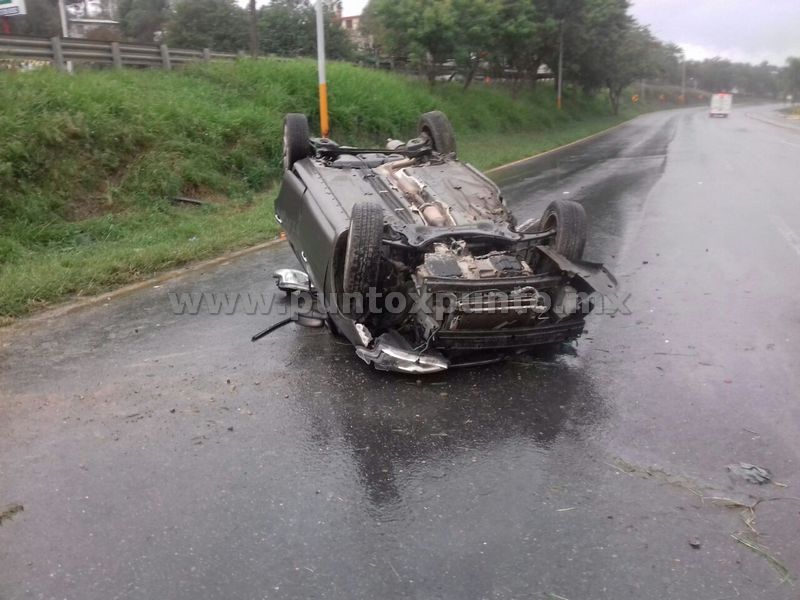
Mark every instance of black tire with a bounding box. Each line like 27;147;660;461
283;113;311;171
540;199;587;261
343;202;384;296
418;110;457;156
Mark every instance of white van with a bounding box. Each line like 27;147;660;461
709;93;732;118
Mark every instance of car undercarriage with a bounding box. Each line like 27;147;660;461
270;111;616;373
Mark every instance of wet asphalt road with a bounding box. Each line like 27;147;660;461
2;105;800;600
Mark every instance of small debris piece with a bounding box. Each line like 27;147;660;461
171;196;204;206
0;504;23;525
727;463;772;485
689;538;702;549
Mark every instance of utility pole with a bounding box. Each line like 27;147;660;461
248;0;258;58
57;0;73;72
57;0;68;37
556;20;564;110
315;0;329;137
680;59;687;103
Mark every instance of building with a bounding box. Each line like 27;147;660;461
65;0;120;39
339;13;371;50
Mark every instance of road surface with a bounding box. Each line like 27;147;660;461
2;105;800;600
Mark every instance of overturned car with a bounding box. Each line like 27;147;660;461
272;111;616;374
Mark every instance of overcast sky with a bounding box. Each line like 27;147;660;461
629;0;800;65
252;0;800;66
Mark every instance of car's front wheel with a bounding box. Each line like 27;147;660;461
283;113;311;171
343;202;384;300
539;199;587;261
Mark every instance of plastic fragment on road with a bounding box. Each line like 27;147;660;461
726;463;772;485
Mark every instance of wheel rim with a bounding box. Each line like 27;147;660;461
420;127;433;149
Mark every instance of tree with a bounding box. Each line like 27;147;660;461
367;0;457;85
603;25;657;114
567;0;628;91
742;61;779;97
451;0;499;90
539;0;586;90
258;0;353;60
687;57;735;93
248;0;258;57
9;0;61;37
117;0;172;44
167;0;248;53
655;42;683;84
564;0;658;113
491;0;546;94
784;57;800;102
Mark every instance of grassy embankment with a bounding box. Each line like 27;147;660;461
0;59;647;320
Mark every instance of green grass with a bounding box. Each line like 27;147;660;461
0;59;645;320
459;114;634;170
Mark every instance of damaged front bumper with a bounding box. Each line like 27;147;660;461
355;332;449;374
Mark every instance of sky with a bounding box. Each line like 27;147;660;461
628;0;800;65
250;0;800;66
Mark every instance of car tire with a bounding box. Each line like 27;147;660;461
418;111;457;156
343;202;384;297
540;199;587;261
283;113;311;171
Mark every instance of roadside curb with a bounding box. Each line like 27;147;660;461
0;238;285;336
745;111;800;133
485;113;645;176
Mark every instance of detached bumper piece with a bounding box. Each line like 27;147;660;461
355;331;449;374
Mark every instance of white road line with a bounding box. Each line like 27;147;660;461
771;215;800;259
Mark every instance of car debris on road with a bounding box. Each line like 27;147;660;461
726;463;773;485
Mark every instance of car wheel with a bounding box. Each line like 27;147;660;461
343;202;384;298
418;111;457;156
283;113;311;171
540;199;587;261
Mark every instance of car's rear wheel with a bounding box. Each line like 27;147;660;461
283;113;311;171
343;202;384;299
418;111;457;156
540;199;587;261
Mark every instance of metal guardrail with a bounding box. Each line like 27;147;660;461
0;34;240;71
